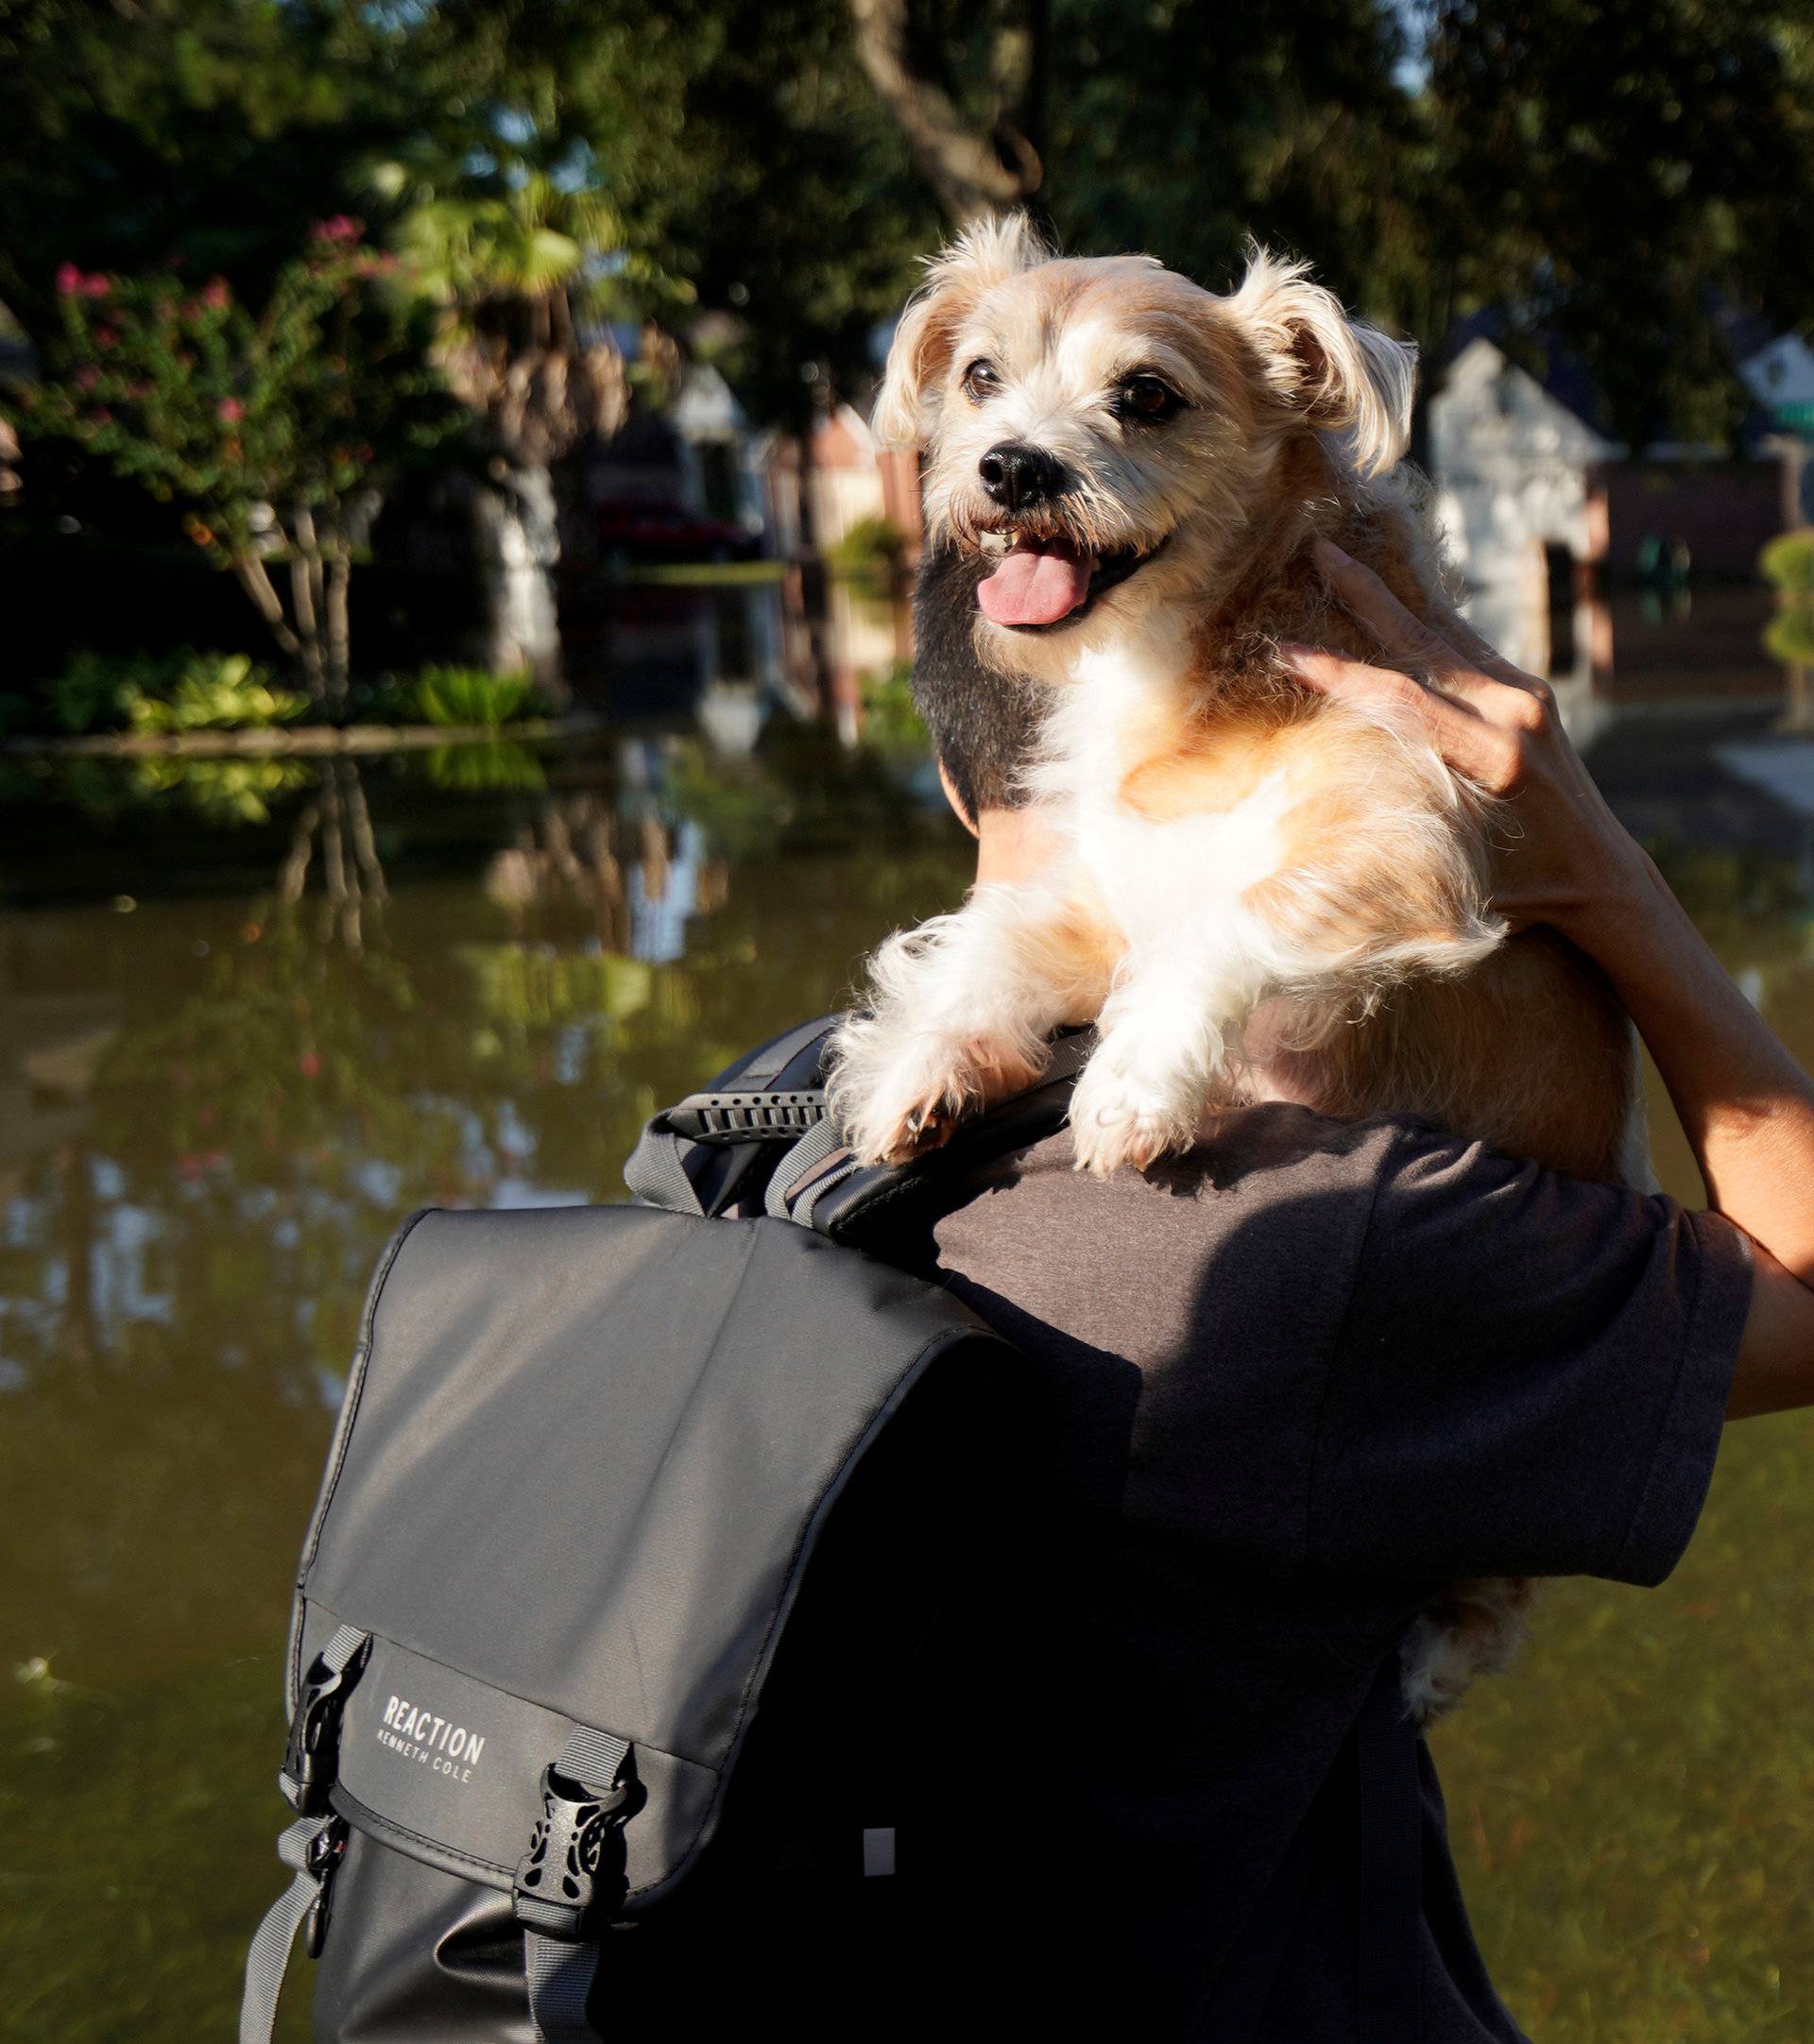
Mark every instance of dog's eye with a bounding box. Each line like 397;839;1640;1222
961;359;1001;403
1117;375;1181;422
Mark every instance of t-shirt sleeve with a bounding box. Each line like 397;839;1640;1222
1308;1124;1753;1587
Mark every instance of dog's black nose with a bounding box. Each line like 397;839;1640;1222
979;442;1064;510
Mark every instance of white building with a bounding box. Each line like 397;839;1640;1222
1428;336;1617;685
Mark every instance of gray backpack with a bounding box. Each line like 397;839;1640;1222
238;1016;1082;2044
240;1014;1421;2042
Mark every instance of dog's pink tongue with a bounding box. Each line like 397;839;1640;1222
976;537;1094;626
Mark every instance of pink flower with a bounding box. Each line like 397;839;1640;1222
200;277;231;310
94;325;117;349
216;398;245;423
74;365;99;391
90;407;112;424
310;214;361;246
298;1050;321;1079
79;272;111;299
55;263;83;297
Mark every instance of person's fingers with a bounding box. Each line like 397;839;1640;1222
1275;641;1511;788
1313;537;1559;729
1311;538;1482;690
1441;607;1540;691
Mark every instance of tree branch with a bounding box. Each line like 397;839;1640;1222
231;552;303;662
848;0;1041;222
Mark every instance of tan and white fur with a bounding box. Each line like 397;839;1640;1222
828;216;1645;1719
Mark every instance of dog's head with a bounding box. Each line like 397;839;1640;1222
875;215;1415;673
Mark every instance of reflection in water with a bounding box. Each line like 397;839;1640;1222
0;724;971;2038
5;568;1814;2039
276;758;388;952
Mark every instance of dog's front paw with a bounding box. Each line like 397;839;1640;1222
832;1025;1043;1167
1068;1056;1204;1178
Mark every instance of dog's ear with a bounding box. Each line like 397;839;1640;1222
872;213;1050;448
1224;245;1415;477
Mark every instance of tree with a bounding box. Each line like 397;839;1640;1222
840;0;1431;339
368;146;631;689
1422;0;1814;451
847;0;1047;221
10;229;456;706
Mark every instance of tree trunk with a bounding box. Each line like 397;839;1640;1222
287;512;328;707
848;0;1044;222
231;553;306;666
325;552;351;712
468;465;566;705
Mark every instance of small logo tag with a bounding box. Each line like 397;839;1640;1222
373;1693;488;1785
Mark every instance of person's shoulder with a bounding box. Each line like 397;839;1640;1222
957;1101;1428;1214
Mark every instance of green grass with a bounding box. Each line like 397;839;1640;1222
1435;1405;1814;2040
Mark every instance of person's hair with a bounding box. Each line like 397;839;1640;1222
911;544;1045;821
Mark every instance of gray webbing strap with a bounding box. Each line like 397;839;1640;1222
622;1116;705;1213
300;1620;373;1707
238;1622;370;2044
763;1114;849;1219
522;1727;632;2044
239;1817;333;2044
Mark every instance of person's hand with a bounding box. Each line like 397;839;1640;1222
1276;537;1653;942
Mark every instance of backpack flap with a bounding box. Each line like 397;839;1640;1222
285;1201;1014;1916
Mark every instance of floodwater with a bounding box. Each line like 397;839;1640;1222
4;578;1814;2042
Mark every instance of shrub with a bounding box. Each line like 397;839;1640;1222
1760;531;1814;666
43;649;305;734
125;654;307;735
859;659;928;754
1760;530;1814;598
826;515;907;590
410;665;537;727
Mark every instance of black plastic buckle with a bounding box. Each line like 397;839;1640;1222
303;1814;350;1959
666;1088;827;1145
512;1763;635;1942
282;1639;370;1816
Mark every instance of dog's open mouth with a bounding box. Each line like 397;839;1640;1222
974;534;1163;630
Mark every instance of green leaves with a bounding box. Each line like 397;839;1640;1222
40;648;305;736
10;236;449;565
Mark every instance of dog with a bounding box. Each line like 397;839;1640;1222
827;215;1645;1717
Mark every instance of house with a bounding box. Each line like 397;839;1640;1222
756;404;922;741
1429;331;1797;706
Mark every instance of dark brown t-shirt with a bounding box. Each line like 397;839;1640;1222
931;1104;1752;2042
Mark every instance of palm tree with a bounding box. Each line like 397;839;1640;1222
370;151;631;693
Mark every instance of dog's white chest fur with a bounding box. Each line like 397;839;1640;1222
1044;637;1296;948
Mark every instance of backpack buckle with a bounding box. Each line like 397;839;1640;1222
282;1638;370;1816
302;1815;350;1958
513;1763;636;1942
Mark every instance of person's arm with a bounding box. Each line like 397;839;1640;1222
1279;538;1814;1421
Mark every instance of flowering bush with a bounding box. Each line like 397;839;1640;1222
12;227;453;708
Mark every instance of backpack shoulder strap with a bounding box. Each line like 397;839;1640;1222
623;1013;840;1216
766;1028;1096;1250
627;1017;1093;1245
